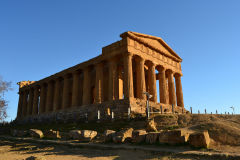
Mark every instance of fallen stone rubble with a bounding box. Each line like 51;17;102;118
9;127;211;148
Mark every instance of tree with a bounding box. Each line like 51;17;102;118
0;76;11;121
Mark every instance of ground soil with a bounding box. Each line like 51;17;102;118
1;139;239;160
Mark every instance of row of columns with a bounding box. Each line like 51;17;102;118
17;52;184;119
132;55;184;107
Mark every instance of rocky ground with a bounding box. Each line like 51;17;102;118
1;114;240;160
1;139;239;160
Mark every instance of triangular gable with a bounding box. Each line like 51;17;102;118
121;31;182;62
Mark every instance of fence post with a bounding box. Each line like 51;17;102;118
172;104;174;114
111;111;114;122
205;109;207;114
198;110;200;114
97;110;100;123
85;113;88;123
225;112;227;115
211;112;212;115
128;107;131;120
190;107;192;114
216;110;218;114
160;105;163;114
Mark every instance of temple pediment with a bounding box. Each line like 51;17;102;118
121;31;182;62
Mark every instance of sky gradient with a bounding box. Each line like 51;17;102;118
1;0;240;121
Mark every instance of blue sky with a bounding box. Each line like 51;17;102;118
0;0;240;121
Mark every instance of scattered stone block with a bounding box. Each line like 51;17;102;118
103;130;116;142
80;130;97;142
145;132;160;144
113;128;133;143
188;131;210;148
159;129;189;145
146;119;158;132
132;129;147;143
29;129;43;138
68;130;82;140
44;129;61;139
11;129;28;137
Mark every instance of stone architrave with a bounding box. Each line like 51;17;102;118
123;53;134;99
32;86;40;115
27;88;34;116
95;63;103;103
175;74;184;107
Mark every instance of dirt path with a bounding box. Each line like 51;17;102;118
1;139;240;160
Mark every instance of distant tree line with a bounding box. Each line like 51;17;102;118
0;76;11;122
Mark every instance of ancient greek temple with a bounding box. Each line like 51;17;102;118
16;31;185;122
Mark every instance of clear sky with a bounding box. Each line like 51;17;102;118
1;0;240;121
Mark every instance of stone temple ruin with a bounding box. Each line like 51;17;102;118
16;31;185;123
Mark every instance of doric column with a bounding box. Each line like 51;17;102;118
123;53;134;99
39;84;47;114
27;88;34;116
82;67;90;105
21;90;28;117
158;67;167;104
46;81;54;112
148;63;157;102
136;57;146;100
72;71;80;107
32;86;40;115
108;59;117;101
53;78;61;111
17;91;23;118
167;70;176;106
175;74;184;107
95;63;103;103
62;74;71;109
117;66;124;99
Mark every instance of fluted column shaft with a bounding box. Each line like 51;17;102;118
108;59;117;101
32;87;40;115
62;75;71;109
168;71;176;106
175;74;184;107
53;79;61;111
72;71;80;106
148;63;157;102
136;57;146;99
46;81;54;112
95;63;103;103
123;53;133;99
82;67;90;105
39;84;47;114
159;67;167;104
27;88;34;116
22;90;28;117
17;91;23;118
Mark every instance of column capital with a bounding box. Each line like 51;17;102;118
174;72;182;78
135;56;145;63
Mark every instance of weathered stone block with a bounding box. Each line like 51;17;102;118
29;129;43;138
44;129;61;139
132;129;147;143
69;130;82;139
145;132;160;144
80;130;97;142
103;130;116;142
159;130;189;145
188;131;210;148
